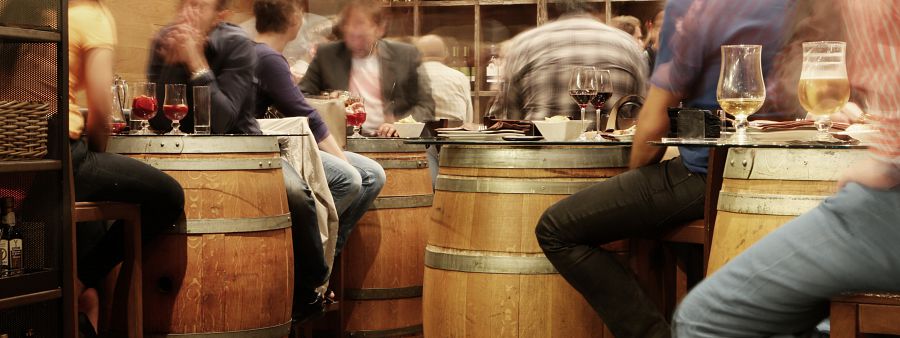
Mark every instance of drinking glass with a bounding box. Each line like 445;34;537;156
591;69;612;133
568;66;598;140
110;84;128;134
163;84;188;135
130;82;157;135
193;86;211;135
717;45;766;144
345;94;366;138
799;41;849;142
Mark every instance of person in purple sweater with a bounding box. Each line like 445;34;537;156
252;0;386;322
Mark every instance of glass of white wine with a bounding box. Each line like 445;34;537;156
799;41;850;142
717;45;766;144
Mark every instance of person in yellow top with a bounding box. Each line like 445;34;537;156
67;0;184;335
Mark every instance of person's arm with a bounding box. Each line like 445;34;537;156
464;76;474;123
318;135;348;162
83;47;115;152
192;33;257;134
629;85;681;169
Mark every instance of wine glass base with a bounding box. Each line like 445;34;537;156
726;132;753;145
347;133;364;138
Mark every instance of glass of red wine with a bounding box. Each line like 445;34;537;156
569;66;598;141
591;69;612;137
345;94;367;138
163;84;188;135
130;82;157;135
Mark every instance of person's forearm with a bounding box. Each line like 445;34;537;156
629;85;680;169
318;135;348;162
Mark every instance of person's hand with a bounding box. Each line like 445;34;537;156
376;123;398;137
838;157;900;190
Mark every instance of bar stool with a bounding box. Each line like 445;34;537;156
73;201;143;338
830;292;900;337
659;148;728;315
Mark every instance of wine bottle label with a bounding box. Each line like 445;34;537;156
0;238;8;276
9;238;22;272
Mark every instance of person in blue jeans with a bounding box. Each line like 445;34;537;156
251;0;385;322
534;0;796;337
672;1;900;336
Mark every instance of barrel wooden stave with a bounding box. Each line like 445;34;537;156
707;148;865;274
425;145;628;338
343;140;431;336
111;136;294;337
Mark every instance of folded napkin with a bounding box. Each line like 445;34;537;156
757;120;849;131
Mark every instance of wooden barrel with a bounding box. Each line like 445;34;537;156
707;147;867;274
425;144;630;338
109;136;294;338
342;138;432;337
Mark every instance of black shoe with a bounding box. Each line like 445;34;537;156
292;294;327;325
78;312;99;338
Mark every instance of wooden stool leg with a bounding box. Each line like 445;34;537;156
830;301;861;338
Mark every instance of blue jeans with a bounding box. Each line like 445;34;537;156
673;183;900;338
319;151;385;255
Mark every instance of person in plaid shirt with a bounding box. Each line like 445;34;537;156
494;1;648;124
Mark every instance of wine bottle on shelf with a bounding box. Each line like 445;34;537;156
485;44;500;91
0;201;8;278
463;46;474;90
3;198;22;276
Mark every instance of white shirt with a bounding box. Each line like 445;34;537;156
349;54;385;134
421;61;473;123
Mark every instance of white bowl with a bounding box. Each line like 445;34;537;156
533;120;584;141
394;122;426;138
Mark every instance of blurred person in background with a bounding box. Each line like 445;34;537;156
68;0;184;335
300;0;435;137
643;10;664;74
252;1;385;321
673;1;900;336
495;0;647;124
147;0;258;134
610;15;645;49
535;0;796;337
414;34;474;184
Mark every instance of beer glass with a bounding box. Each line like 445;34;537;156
717;45;766;143
799;41;849;142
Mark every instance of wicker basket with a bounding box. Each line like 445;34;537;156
0;101;50;160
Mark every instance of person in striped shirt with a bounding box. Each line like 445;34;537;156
672;1;900;337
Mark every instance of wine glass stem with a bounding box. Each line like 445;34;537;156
580;107;587;132
172;121;180;135
140;120;149;134
734;115;750;143
815;116;832;141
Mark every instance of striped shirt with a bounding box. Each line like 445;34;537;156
496;15;648;121
841;0;900;169
420;61;474;123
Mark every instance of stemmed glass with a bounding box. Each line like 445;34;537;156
130;82;157;135
163;84;188;135
717;45;766;144
591;69;613;135
798;41;850;142
345;93;367;138
568;66;598;141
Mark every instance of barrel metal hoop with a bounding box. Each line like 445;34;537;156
375;159;429;169
109;136;280;154
346;138;426;153
370;195;433;210
145;320;291;338
346;324;423;337
436;175;600;195
134;158;281;171
424;245;558;274
171;214;292;234
717;192;825;216
344;286;423;300
439;145;630;169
